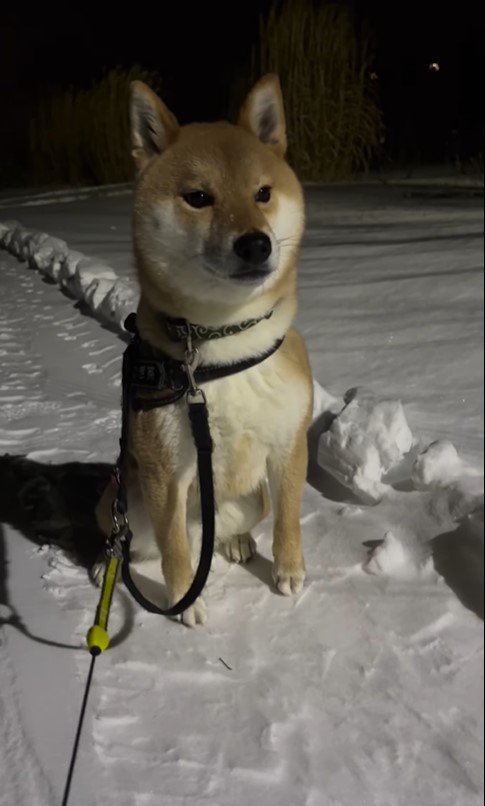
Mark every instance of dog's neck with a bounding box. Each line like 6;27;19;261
135;278;297;365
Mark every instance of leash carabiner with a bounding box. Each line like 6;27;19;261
86;500;126;653
183;339;202;397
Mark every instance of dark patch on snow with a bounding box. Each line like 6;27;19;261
433;514;484;620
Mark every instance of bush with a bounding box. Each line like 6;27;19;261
30;67;160;186
251;0;383;180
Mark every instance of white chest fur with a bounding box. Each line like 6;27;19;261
149;348;309;495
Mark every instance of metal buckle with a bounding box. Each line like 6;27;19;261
105;498;129;558
183;338;206;403
111;498;128;532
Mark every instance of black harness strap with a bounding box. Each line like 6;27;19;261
122;327;284;412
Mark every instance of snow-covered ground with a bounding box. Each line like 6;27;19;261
0;183;483;806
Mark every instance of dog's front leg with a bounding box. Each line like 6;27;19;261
267;425;308;596
139;466;207;626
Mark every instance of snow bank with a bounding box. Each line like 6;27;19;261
317;386;415;502
363;441;484;581
316;384;483;524
0;219;137;331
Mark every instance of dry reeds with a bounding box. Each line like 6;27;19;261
30;67;160;186
252;0;383;180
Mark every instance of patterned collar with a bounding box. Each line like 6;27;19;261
161;309;274;342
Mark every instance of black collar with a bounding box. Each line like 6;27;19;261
123;314;284;411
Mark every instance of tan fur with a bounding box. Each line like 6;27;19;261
96;75;313;626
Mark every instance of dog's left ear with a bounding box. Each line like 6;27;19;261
238;74;287;157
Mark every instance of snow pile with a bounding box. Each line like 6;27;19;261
316;391;483;520
413;440;484;522
363;439;484;580
0;219;137;331
365;530;435;578
317;386;415;502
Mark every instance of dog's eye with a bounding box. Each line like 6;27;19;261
255;186;271;203
182;191;214;209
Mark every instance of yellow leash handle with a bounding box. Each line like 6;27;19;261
86;556;119;654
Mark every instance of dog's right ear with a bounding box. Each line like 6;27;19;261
130;81;179;171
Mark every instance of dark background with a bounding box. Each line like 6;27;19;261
0;0;483;186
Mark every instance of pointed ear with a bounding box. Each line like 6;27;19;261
130;81;179;171
238;74;287;157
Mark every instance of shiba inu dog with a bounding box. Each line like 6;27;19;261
96;74;313;626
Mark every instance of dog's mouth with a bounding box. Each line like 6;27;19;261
201;260;274;287
227;267;273;285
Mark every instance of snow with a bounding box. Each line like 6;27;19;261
0;183;483;806
364;529;435;578
0;219;137;331
317;387;416;503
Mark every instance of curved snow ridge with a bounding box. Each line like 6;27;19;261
0;219;137;333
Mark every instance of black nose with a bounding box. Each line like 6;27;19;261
233;232;272;265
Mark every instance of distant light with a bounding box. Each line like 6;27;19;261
429;62;440;72
370;71;379;81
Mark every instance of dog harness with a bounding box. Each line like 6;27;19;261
103;310;284;619
123;311;283;410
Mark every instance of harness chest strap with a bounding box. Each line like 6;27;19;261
124;317;285;411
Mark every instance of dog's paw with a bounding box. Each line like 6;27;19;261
272;562;306;596
177;597;207;628
223;533;256;564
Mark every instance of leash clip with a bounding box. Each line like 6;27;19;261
106;498;129;558
184;337;205;402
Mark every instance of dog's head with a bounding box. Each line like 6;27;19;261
131;75;304;307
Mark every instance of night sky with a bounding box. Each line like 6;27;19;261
1;0;483;185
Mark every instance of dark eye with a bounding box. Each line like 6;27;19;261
256;185;271;203
182;190;214;209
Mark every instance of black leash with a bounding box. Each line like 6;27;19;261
61;650;98;806
120;393;215;616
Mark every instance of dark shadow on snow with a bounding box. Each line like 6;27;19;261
239;551;275;590
0;523;82;650
0;453;109;568
306;410;363;505
0;454;135;648
432;512;484;621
